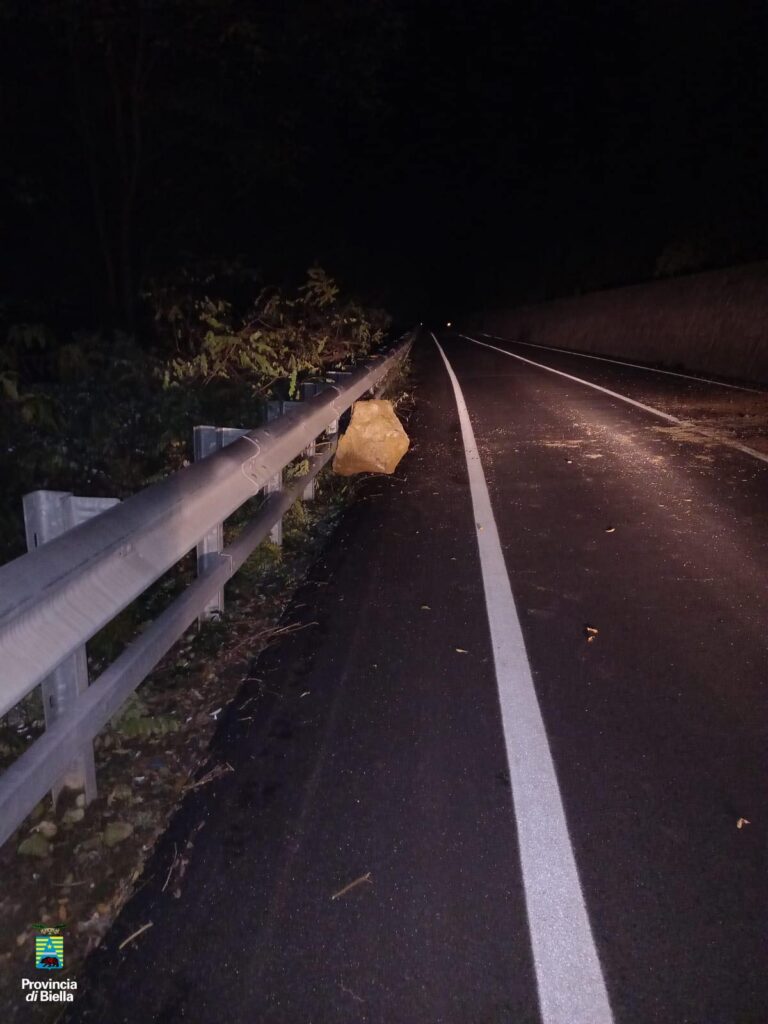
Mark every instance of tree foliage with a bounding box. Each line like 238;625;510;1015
0;267;390;564
0;0;402;324
157;266;389;397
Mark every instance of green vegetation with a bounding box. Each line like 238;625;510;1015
0;264;390;564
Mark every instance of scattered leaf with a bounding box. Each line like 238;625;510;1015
455;648;468;654
18;833;51;859
103;822;134;848
584;626;599;643
737;817;751;829
108;784;134;806
605;526;616;533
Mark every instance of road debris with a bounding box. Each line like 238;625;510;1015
340;981;365;1003
331;871;372;901
188;762;234;791
163;845;190;900
584;626;599;643
162;844;178;893
228;620;319;660
258;620;319;644
118;921;153;951
605;526;616;533
455;648;468;654
332;399;409;475
737;817;751;829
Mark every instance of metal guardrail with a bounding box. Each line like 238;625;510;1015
0;332;414;847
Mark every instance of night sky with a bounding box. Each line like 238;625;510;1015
2;0;765;322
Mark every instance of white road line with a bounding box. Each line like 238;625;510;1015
431;332;614;1024
461;333;768;467
479;332;765;394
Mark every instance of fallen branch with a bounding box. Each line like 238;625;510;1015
340;981;365;1003
226;620;318;659
188;762;234;791
331;871;372;901
162;844;178;893
254;621;319;645
118;921;153;951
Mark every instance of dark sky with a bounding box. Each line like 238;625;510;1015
2;0;765;322
310;0;767;316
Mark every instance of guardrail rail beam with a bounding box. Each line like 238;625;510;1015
0;331;415;847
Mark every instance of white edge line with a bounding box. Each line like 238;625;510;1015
461;334;768;467
431;332;614;1024
461;334;680;423
478;332;765;395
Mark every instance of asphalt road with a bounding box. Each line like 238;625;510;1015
63;331;768;1024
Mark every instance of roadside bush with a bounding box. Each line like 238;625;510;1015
0;267;391;564
153;265;390;397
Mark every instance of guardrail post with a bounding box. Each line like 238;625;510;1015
22;491;118;807
265;403;290;543
193;426;226;620
302;435;317;501
301;384;342;499
193;425;250;619
266;395;320;507
265;472;283;544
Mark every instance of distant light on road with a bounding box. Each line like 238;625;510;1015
446;321;452;327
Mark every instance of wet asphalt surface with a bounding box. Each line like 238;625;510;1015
59;332;768;1023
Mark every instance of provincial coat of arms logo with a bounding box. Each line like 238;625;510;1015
34;926;64;970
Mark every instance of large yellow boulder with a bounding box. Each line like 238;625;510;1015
332;399;410;476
